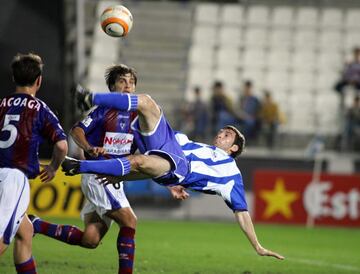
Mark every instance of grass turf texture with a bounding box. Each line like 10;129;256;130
1;218;360;274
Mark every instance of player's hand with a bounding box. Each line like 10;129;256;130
168;185;189;200
86;146;106;158
256;246;285;260
39;164;56;183
96;175;119;185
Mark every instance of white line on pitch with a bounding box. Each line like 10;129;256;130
289;257;360;272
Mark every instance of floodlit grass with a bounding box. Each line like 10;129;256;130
1;218;359;273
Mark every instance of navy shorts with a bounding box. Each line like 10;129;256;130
131;113;189;185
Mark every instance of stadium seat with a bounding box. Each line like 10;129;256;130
186;67;213;100
215;47;241;68
295;7;319;28
269;29;293;50
266;49;291;70
293;29;318;50
192;25;217;46
242;48;266;69
188;46;214;67
195;3;219;25
246;5;270;26
220;4;243;26
271;6;294;27
344;31;360;50
320;8;343;29
291;50;317;72
316;52;343;73
318;30;344;51
244;27;268;48
344;9;360;29
290;71;316;90
315;94;340;134
265;70;291;91
218;26;242;47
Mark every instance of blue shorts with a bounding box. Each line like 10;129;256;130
131;113;189;185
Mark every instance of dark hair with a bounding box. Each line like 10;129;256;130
11;53;43;87
213;81;223;88
105;64;137;91
224;125;245;159
244;80;253;87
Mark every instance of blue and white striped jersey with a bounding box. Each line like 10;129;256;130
175;132;248;212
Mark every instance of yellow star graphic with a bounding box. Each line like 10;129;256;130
260;178;299;219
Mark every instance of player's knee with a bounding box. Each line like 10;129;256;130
138;94;157;112
81;237;101;249
129;155;148;172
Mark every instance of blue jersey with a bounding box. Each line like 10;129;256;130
0;93;66;179
175;132;248;212
75;106;137;159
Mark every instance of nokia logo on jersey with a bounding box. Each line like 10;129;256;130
104;136;132;145
0;97;41;111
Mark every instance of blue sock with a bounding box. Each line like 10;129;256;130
80;158;131;176
93;93;138;111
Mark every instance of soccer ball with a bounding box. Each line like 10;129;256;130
100;5;133;37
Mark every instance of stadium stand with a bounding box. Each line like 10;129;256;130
83;0;360;150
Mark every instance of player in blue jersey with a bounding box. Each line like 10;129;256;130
30;64;139;274
62;90;284;260
0;53;68;274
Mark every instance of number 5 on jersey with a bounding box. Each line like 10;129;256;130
0;114;20;148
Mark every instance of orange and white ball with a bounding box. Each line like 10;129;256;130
100;5;133;37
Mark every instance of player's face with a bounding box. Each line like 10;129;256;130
114;73;136;93
213;128;236;153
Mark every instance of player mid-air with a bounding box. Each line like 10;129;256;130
62;88;285;260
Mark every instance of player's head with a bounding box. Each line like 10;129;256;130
11;53;43;89
212;81;224;94
213;125;245;159
105;64;137;93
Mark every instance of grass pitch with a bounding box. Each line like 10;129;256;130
1;218;359;274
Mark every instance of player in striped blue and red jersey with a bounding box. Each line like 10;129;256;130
63;90;284;261
30;64;138;274
0;53;68;274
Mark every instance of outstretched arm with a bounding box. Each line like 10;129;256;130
234;211;284;260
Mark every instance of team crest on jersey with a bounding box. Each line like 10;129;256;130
81;116;93;127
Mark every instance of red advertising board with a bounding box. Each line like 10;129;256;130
254;170;360;227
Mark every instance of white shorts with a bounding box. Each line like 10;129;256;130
80;174;131;228
0;168;29;245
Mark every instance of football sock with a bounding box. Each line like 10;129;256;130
80;158;131;176
15;256;37;274
117;227;136;274
32;218;83;246
93;93;138;111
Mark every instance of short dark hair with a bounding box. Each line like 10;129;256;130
244;80;253;88
11;53;43;87
105;64;137;91
224;125;245;159
213;81;223;88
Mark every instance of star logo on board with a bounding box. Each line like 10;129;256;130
260;178;299;219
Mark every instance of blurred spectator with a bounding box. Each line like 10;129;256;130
334;47;360;95
210;81;238;134
238;80;261;140
189;86;209;141
344;95;360;150
260;91;280;148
